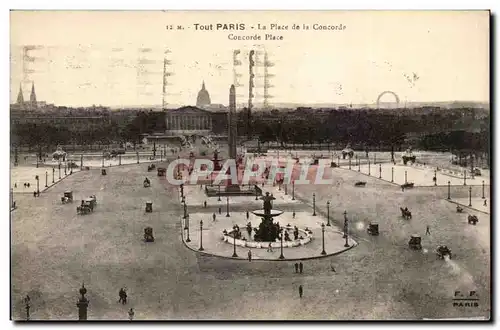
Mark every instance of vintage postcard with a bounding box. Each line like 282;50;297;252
9;10;490;321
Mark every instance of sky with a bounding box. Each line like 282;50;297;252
10;11;490;108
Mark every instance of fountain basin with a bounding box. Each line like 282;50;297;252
251;209;284;217
222;226;312;249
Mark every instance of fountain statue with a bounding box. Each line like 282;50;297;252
252;192;284;242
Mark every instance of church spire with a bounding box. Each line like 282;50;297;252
30;82;37;108
16;83;24;105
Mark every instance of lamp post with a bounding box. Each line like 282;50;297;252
102;153;105;168
447;181;451;200
368;159;371;176
255;186;259;200
80;154;83;169
226;196;230;217
180;183;184;198
119;154;122;166
337;155;340;167
391;167;394;183
284;183;288;195
312;193;316;216
404;170;407;184
292;180;295;200
326;201;331;226
468;186;472;207
434;170;437;186
76;283;89;321
343;211;348;238
58;164;61;179
45;171;48;187
321;223;326;255
232;227;238;257
35;175;39;195
374;154;377;165
24;295;30;321
64;163;67;175
379;164;382;179
185;215;191;242
199;220;204;251
52;168;55;183
278;181;281;191
463;170;467;186
349;157;351;170
279;228;285;259
482;180;485;199
344;215;350;248
357;156;360;172
136;151;139;164
218;185;221;201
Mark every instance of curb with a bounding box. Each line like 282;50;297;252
336;167;400;187
41;170;81;193
179;216;358;262
445;199;490;215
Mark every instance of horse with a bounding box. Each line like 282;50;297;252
400;207;412;220
456;205;464;213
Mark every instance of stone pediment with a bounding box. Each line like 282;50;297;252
170;106;211;115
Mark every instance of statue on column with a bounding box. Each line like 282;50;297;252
261;192;275;216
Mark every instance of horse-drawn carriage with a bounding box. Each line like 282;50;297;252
147;164;156;172
61;191;73;204
436;245;452;259
367;223;379;236
401;182;415;189
456;205;464;213
77;197;96;215
354;181;367;187
101;169;107;175
468;214;479;225
145;201;153;213
144;227;154;242
157;167;166;177
400;207;412;220
408;235;422;250
143;178;151;188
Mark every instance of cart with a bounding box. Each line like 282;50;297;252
145;201;153;213
408;235;422;250
367;223;379;236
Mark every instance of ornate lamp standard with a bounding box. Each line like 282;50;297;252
218;185;221;201
292;180;295;200
185;214;191;242
76;283;89;321
447;181;451;200
468;186;472;207
368;159;371;176
279;228;285;259
404;170;408;184
199;220;204;251
343;211;350;247
312;193;316;216
232;226;238;257
434;170;437;186
326;201;331;226
102;153;105;168
321;223;326;255
64;162;67;175
348;157;352;170
255;186;259;200
284;183;288;195
35;175;39;195
45;171;48;187
226;196;230;217
391;167;394;183
180;183;184;198
357;156;360;172
52;168;55;183
463;170;467;186
379;164;382;179
482;180;485;199
58;163;61;179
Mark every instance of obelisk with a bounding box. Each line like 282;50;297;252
228;84;237;160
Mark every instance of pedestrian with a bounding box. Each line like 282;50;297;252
401;186;404;192
299;262;303;274
33;191;37;198
128;308;134;320
426;225;430;235
294;262;299;273
27;183;30;188
213;213;216;222
292;211;296;219
118;288;125;304
267;242;273;252
218;207;222;214
330;265;336;272
23;183;26;188
247;249;252;262
484;199;488;207
14;183;17;188
246;211;249;220
204;201;207;208
298;285;303;298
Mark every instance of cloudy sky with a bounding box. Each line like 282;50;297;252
10;11;489;107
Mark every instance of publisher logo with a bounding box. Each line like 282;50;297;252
452;290;479;308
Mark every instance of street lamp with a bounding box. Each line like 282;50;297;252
349;157;351;170
447;181;451;200
52;168;55;183
368;159;371;176
343;211;348;238
468;186;472;207
45;171;48;187
292;180;295;200
226;196;230;217
102;153;105;168
374;154;377;165
326;201;331;226
391;167;394;183
218;185;221;201
255;186;259;200
35;175;40;195
463;170;467;186
284;183;288;195
434;170;437;186
24;295;30;321
232;226;238;257
357;156;360;172
312;193;316;216
76;283;89;321
404;170;407;184
279;228;285;259
199;220;204;251
379;163;382;179
482;180;485;199
185;214;191;242
58;164;61;179
321;223;326;255
64;163;67;175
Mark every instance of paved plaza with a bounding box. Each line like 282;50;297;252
10;154;491;320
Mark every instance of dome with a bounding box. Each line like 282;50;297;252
196;81;211;107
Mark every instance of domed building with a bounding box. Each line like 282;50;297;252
196;81;211;107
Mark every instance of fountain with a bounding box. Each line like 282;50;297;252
252;192;284;242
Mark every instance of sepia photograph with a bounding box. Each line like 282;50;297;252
8;9;491;321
